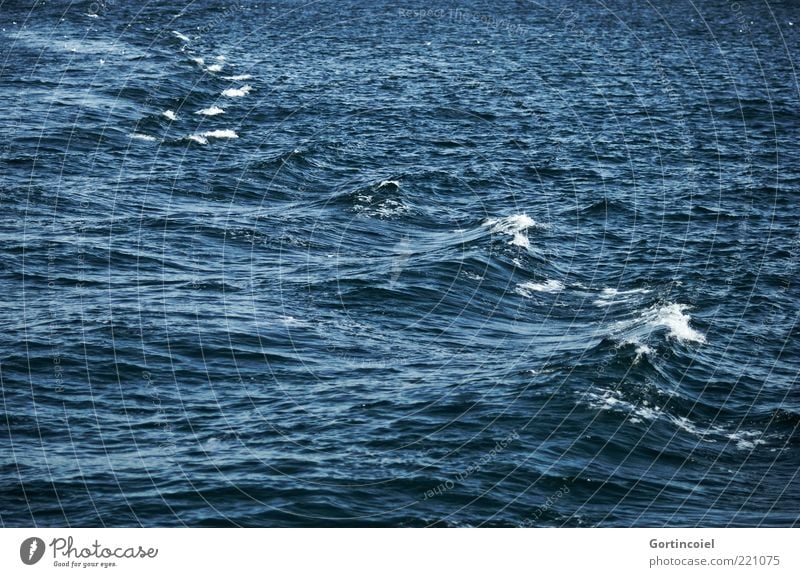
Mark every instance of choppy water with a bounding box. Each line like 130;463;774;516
1;0;799;527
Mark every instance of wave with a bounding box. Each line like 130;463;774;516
195;106;225;116
245;148;320;174
222;85;252;97
483;213;545;249
593;287;651;307
172;30;191;43
353;196;408;219
648;303;706;344
130;133;157;142
202;129;238;139
186;129;239;144
516;279;565;296
610;302;706;345
580;198;636;216
315;178;411;219
584;390;768;450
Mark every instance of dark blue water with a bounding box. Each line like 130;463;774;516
1;0;798;527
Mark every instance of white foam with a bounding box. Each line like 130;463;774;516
726;430;766;451
621;338;654;363
162;110;177;121
510;232;530;248
130;133;157;142
586;391;770;448
463;271;483;281
223;74;252;81
379;180;401;188
186;130;239;144
651;303;706;344
215;55;226;61
172;30;191;43
207;63;223;73
373;199;407;217
593;287;650;307
354;196;408;218
516;279;565;296
222;85;252;97
610;302;706;345
195;106;225;116
486;213;539;234
669;416;708;437
484;213;544;248
586;391;661;423
201;129;238;139
190;56;205;66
